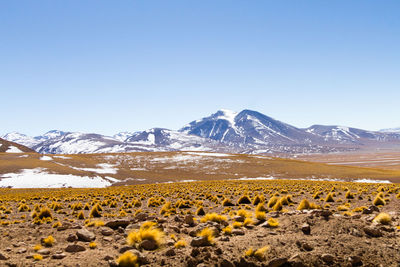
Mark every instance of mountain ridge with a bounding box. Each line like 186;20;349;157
2;109;400;155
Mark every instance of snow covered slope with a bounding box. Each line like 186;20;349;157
3;109;400;155
0;138;36;153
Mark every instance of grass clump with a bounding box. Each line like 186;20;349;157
373;212;391;225
41;235;55;247
222;225;232;235
89;242;97;249
325;193;335;202
33;254;43;261
237;195;251;205
373;193;386;206
195;206;206;216
297;199;320;210
200;213;227;223
117;251;139;267
245;246;270;261
89;203;102;218
197;227;215;245
255;211;266;221
222;198;235;207
174;239;187;248
126;221;164;249
265;218;279;228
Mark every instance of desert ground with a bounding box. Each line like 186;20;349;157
0;179;400;267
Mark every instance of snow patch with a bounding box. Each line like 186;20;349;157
237;177;275;181
6;146;23;153
354;179;391;184
53;156;71;159
184;152;233;157
0;168;111;188
72;163;118;174
40;156;53;161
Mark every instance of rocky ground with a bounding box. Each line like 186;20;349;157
0;180;399;267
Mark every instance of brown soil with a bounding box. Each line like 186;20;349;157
0;179;399;267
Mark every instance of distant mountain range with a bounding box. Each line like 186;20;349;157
2;109;400;155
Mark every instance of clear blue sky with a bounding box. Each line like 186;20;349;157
1;1;399;136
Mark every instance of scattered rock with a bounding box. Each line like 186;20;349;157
140;239;157;250
321;254;335;264
76;228;96;242
66;233;77;242
184;215;195;226
105;219;130;230
103;236;113;242
231;229;245;235
348;255;362;266
301;223;311;235
135;213;148;221
16;248;27;254
165;248;176;256
267;257;288;267
0;252;9;260
363;226;383;237
52;253;67;259
101;227;114;236
37;249;51;255
233;215;245;222
220;259;234;267
65;244;86;253
191;236;209;247
296;241;313;251
119;246;134;253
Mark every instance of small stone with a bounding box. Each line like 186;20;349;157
103;236;113;242
135;213;148;221
16;248;27;254
363;226;383;237
66;233;77;242
76;228;96;242
101;227;114;236
191;248;200;257
119;246;134;253
140;239;157;250
105;219;130;230
321;254;335;264
0;252;9;260
301;223;311;235
220;236;230;242
184;215;195;226
220;259;234;267
65;244;86;253
348;255;362;266
267;257;288;267
52;253;67;259
37;249;51;255
171;226;181;234
165;248;176;256
215;247;223;255
103;255;114;261
232;229;245;235
233;215;245;222
191;236;209;247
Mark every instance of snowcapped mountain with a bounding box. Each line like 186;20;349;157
306;125;400;144
180;109;324;152
380;127;400;133
7;129;226;155
1;132;40;147
3;109;400;155
124;128;226;151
